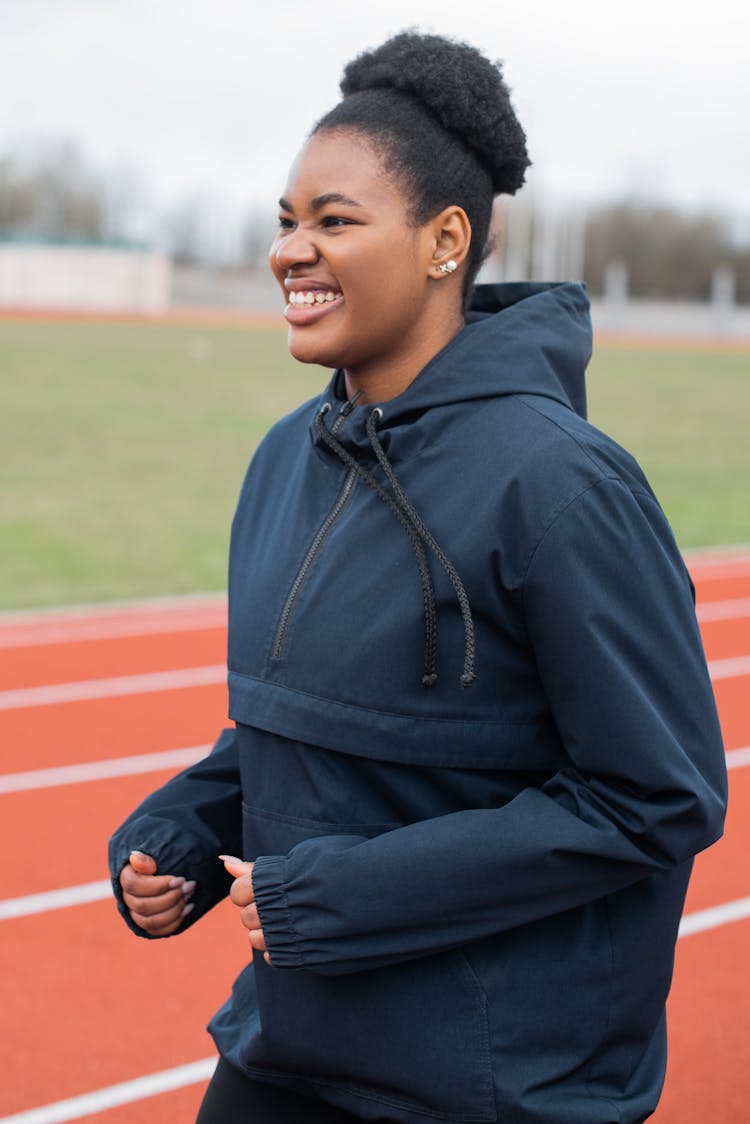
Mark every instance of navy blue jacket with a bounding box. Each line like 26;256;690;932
110;282;727;1124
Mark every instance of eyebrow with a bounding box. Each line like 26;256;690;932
278;192;364;212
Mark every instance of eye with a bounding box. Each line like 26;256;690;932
321;215;352;229
277;216;296;231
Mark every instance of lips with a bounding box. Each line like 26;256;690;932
283;281;344;326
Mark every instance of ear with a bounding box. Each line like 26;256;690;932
428;206;472;279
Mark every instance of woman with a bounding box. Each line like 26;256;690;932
110;31;727;1124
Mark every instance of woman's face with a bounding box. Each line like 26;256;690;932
270;129;460;397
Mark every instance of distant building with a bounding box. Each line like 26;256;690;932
0;241;171;314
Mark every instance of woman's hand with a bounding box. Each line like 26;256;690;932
220;855;270;964
119;850;196;936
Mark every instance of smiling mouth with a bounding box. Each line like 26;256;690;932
284;291;344;326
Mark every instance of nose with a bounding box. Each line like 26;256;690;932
272;223;320;271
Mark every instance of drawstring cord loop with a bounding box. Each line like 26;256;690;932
314;403;477;688
366;410;477;688
315;409;439;687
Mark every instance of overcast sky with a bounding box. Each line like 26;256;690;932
2;0;748;234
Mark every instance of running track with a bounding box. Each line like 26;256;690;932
1;552;749;1123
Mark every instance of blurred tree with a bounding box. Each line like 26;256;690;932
583;203;736;300
0;138;106;241
734;247;750;305
161;195;208;265
0;138;150;245
238;204;277;271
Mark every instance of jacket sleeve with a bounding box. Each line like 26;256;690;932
251;478;727;974
109;726;242;938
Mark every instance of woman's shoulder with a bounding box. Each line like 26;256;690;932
471;390;654;511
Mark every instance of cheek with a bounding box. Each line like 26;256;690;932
363;273;425;331
347;257;421;317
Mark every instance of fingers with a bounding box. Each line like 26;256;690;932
118;851;196;936
123;873;195;936
219;854;254;878
248;927;267;953
240;902;262;933
129;850;157;875
221;857;256;909
242;902;266;954
129;895;195;937
119;864;182;898
219;856;268;960
228;873;256;908
122;879;195;917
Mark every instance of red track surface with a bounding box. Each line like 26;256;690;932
1;554;748;1122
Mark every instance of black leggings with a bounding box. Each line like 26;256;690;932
196;1057;366;1123
197;1057;646;1123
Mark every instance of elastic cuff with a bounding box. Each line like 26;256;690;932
251;854;305;969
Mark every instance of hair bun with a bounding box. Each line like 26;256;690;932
339;31;530;195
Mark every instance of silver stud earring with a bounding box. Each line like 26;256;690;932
438;259;458;274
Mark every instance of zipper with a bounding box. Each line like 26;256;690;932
331;387;362;434
270;466;357;660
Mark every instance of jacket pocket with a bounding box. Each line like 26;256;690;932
241;800;399;858
246;946;496;1122
237;802;496;1121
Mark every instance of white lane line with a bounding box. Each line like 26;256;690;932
0;665;226;710
694;566;750;581
0;651;745;714
689;556;750;569
686;549;750;575
1;743;746;799
0;1057;217;1123
0;610;227;649
0;881;112;921
727;745;750;770
0;597;744;644
0;592;225;623
696;597;750;622
0;745;210;794
678;896;750;938
707;655;750;680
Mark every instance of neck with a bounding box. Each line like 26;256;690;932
343;309;465;403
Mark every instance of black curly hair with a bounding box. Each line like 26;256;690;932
313;31;530;307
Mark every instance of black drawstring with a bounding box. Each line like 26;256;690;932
315;404;476;688
366;410;477;688
316;410;439;687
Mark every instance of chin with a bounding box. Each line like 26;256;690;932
287;332;345;371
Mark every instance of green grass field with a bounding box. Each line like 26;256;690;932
1;320;748;610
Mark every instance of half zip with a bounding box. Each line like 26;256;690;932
331;387;363;435
270;467;357;661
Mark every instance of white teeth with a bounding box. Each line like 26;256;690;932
288;290;340;306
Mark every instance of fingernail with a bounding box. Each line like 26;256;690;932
131;850;149;860
168;876;185;889
180;902;195;920
218;854;243;864
181;880;197;896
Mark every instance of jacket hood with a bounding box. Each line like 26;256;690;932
319;281;592;434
